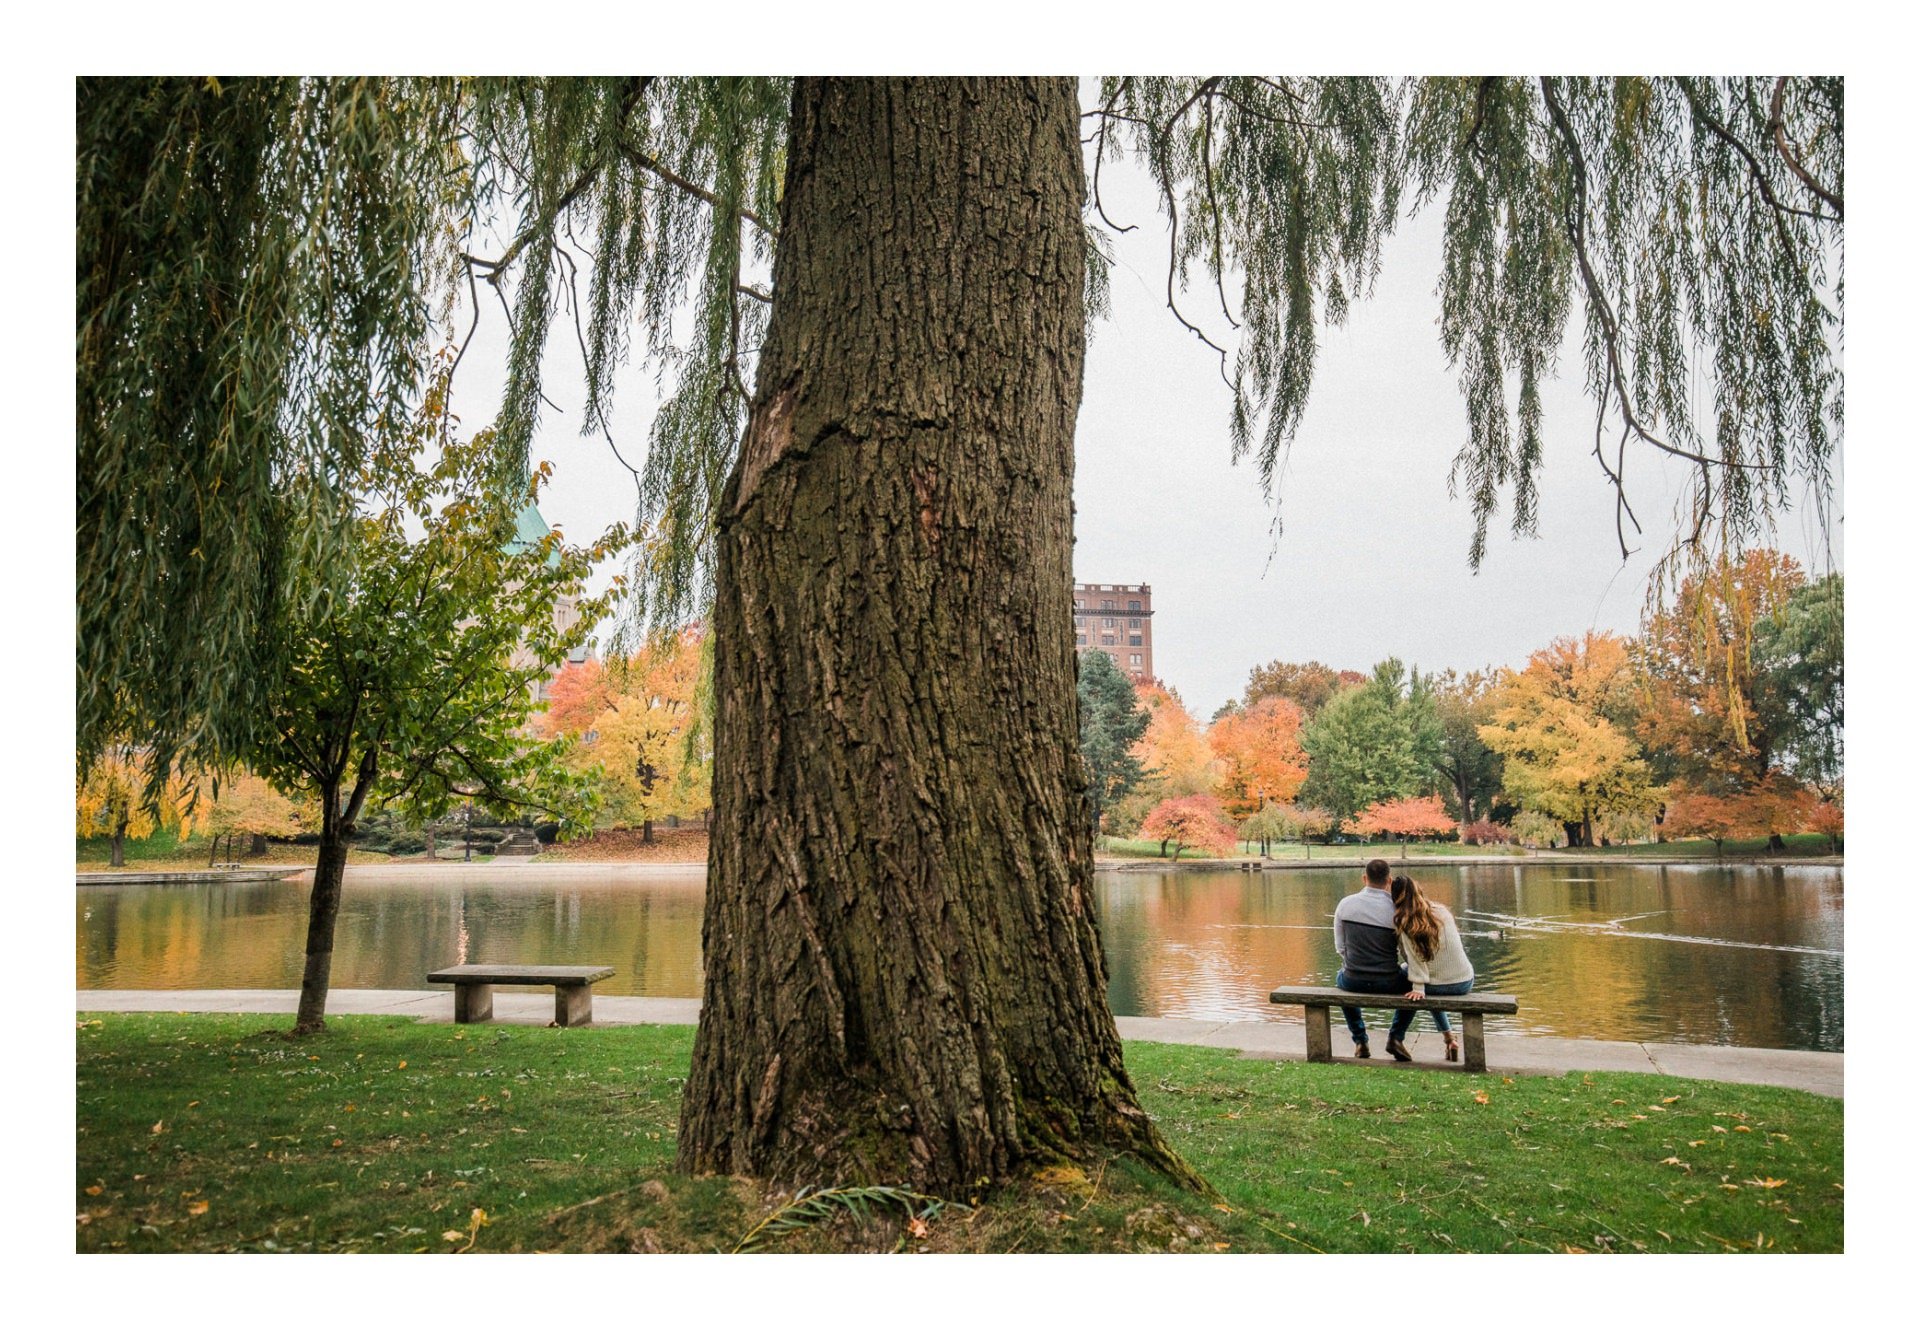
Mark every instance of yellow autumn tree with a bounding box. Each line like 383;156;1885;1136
75;746;190;867
1479;633;1656;848
565;626;711;841
182;770;312;863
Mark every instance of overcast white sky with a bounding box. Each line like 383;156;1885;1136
447;129;1842;720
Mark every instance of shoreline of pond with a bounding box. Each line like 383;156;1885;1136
77;851;1843;889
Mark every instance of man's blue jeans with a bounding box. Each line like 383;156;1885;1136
1335;967;1414;1044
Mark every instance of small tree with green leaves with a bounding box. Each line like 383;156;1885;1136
250;423;628;1034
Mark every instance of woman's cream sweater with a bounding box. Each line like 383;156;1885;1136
1398;904;1474;987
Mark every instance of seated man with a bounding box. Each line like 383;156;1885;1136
1332;858;1416;1061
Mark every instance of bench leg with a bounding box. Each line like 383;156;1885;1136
1461;1012;1487;1072
453;983;494;1024
1303;1004;1333;1063
555;983;593;1027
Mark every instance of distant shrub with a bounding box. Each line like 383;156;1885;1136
1510;810;1566;849
1459;819;1512;846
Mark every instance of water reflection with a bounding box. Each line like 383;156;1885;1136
77;862;1842;1052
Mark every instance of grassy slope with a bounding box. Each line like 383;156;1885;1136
75;1014;1841;1254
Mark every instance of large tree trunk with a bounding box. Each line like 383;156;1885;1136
678;77;1194;1194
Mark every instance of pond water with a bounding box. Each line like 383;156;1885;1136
76;861;1844;1052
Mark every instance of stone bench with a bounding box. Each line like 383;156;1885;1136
427;963;615;1027
1269;984;1520;1072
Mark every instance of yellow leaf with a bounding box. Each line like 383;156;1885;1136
1661;1096;1680;1104
151;1121;165;1135
331;1138;344;1148
1212;1203;1234;1214
1660;1157;1685;1166
398;1061;407;1070
907;1216;930;1239
442;1230;465;1242
1213;1242;1232;1251
187;1200;210;1217
1746;1177;1788;1189
1712;1125;1728;1133
1472;1092;1490;1105
84;1185;103;1197
1734;1125;1752;1133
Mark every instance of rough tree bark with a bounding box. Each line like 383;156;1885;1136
678;77;1197;1193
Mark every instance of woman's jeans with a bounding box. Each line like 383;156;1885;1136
1335;967;1415;1043
1419;978;1476;1033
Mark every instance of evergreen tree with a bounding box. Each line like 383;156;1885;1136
1077;650;1149;834
1298;659;1444;827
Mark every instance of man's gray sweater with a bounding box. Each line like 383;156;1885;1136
1333;886;1402;978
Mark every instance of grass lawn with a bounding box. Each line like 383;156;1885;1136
76;1013;1841;1254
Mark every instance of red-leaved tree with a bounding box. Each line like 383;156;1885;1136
1139;795;1239;861
1353;794;1455;857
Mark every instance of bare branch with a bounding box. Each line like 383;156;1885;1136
1768;78;1843;220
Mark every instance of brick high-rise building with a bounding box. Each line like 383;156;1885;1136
1072;582;1154;683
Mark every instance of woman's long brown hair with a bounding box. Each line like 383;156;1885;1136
1391;874;1441;962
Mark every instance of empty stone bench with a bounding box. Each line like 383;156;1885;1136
1269;984;1520;1072
427;963;615;1027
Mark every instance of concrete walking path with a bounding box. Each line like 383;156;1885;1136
77;988;1842;1099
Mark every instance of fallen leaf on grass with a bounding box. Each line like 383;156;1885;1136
1660;1157;1689;1169
397;1061;407;1070
1745;1178;1788;1189
1734;1125;1752;1133
150;1121;165;1135
1212;1203;1234;1214
907;1216;930;1240
1689;1140;1708;1147
1661;1096;1680;1104
187;1200;209;1217
1472;1092;1490;1105
1213;1242;1231;1251
85;1185;103;1197
1711;1126;1728;1134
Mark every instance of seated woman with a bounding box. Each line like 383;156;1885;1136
1391;874;1476;1062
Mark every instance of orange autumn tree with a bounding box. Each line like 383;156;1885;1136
1807;793;1843;853
1637;548;1804;790
1138;794;1239;861
540;658;618;739
549;626;712;842
1208;695;1308;817
76;745;192;867
1353;794;1456;856
1107;682;1219;834
1662;788;1742;857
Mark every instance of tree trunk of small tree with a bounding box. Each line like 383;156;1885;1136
110;820;126;868
249;831;267;857
293;757;374;1035
678;77;1196;1195
641;819;654;845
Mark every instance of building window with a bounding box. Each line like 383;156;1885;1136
1128;617;1140;628
1103;617;1115;628
1128;600;1140;612
1129;634;1143;646
1076;633;1086;646
1130;653;1143;667
1101;634;1115;645
1074;599;1084;609
1102;599;1115;610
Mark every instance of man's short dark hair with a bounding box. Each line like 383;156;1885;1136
1365;858;1390;885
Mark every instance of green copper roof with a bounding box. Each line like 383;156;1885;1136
506;502;562;567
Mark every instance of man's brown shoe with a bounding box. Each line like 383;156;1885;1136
1385;1038;1413;1062
1353;1041;1371;1059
